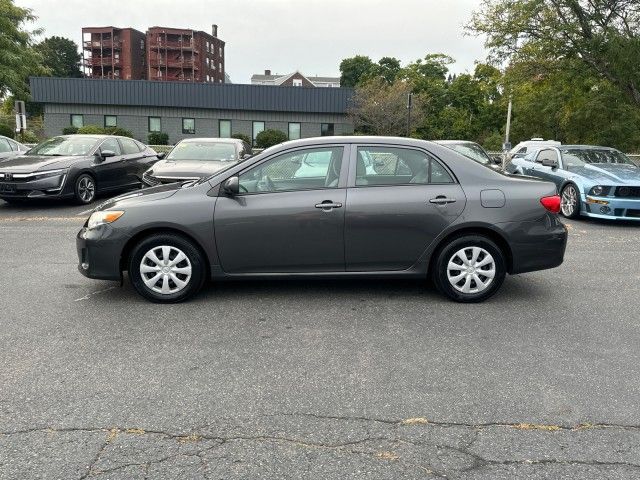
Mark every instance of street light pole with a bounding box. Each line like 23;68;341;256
503;94;513;168
406;92;413;137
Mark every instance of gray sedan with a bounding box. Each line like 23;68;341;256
77;137;567;303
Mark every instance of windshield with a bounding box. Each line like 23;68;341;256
167;142;237;162
562;149;636;168
28;136;100;156
446;143;491;165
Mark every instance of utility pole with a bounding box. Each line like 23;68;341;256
406;92;413;137
15;100;26;143
503;95;513;167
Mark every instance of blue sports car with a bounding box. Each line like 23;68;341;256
505;145;640;220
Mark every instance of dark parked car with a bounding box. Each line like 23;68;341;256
142;138;252;186
77;137;567;303
0;135;160;204
435;140;502;170
505;145;640;220
0;135;29;161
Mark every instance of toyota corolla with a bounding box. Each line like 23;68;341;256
77;137;567;303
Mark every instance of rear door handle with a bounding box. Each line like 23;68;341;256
315;201;343;210
429;196;457;205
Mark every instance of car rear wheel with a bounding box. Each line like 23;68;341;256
560;184;580;218
432;235;506;303
74;174;96;204
128;234;206;303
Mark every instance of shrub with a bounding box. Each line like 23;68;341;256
148;132;169;145
21;130;40;143
104;126;133;138
255;129;288;149
0;123;14;138
62;125;78;135
482;131;504;152
231;133;251;145
77;124;106;134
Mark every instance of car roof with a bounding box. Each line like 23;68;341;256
559;145;617;151
434;140;480;146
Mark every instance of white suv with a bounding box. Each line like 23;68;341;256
508;138;561;160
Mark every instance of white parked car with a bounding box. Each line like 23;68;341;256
0;135;29;162
508;138;561;161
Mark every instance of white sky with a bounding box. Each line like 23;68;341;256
17;0;487;83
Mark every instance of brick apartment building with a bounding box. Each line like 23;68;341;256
147;26;224;83
82;27;146;80
82;25;224;83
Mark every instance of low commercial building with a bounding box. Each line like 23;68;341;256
30;77;354;144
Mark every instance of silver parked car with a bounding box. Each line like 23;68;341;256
0;135;29;161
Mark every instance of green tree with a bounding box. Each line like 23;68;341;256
373;57;402;84
255;129;287;149
339;55;375;87
468;0;640;105
35;36;82;78
0;0;46;99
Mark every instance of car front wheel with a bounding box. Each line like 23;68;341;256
432;235;506;303
128;234;207;303
74;173;96;204
560;184;581;218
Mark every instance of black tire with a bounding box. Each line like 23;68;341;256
74;173;96;204
560;183;581;219
128;233;207;303
432;235;506;303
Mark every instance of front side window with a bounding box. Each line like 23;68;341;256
120;137;142;155
104;115;117;128
28;136;99;156
238;146;343;194
219;120;231;138
182;118;195;134
321;123;334;136
148;117;161;132
355;146;453;186
288;122;301;140
71;114;84;128
252;121;265;145
99;137;121;155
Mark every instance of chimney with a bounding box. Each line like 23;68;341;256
265;69;271;76
212;24;218;37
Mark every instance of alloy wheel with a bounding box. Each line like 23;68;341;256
446;247;496;294
561;185;577;217
139;245;192;295
78;177;95;203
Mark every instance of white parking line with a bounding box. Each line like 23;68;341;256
0;216;83;222
74;286;118;302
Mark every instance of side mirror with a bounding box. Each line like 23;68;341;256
542;158;558;168
493;155;503;165
157;152;166;159
99;149;116;159
242;154;252;160
222;176;240;195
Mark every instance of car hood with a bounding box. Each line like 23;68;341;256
150;159;237;178
93;182;187;212
0;154;85;172
567;163;640;184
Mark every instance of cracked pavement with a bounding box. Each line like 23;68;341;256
1;201;639;479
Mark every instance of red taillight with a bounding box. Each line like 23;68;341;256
540;195;561;213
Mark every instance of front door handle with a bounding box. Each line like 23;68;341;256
429;196;457;205
315;200;343;210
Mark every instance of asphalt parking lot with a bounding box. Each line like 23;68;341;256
1;198;639;479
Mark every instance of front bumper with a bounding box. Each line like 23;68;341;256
77;224;128;281
581;194;640;220
0;173;71;199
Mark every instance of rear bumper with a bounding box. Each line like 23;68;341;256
76;225;127;281
502;214;568;274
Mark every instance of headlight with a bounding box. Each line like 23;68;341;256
12;168;67;180
87;210;124;229
589;185;610;196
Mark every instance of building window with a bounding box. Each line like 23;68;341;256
104;115;117;128
182;118;195;134
219;62;222;72
148;116;161;132
252;121;265;145
321;123;334;136
293;79;302;87
206;58;210;68
288;122;301;140
219;119;231;138
71;114;84;128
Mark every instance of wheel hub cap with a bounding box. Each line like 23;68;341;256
140;245;192;295
446;247;496;294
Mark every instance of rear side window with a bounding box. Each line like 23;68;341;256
355;146;454;186
120;137;142;155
